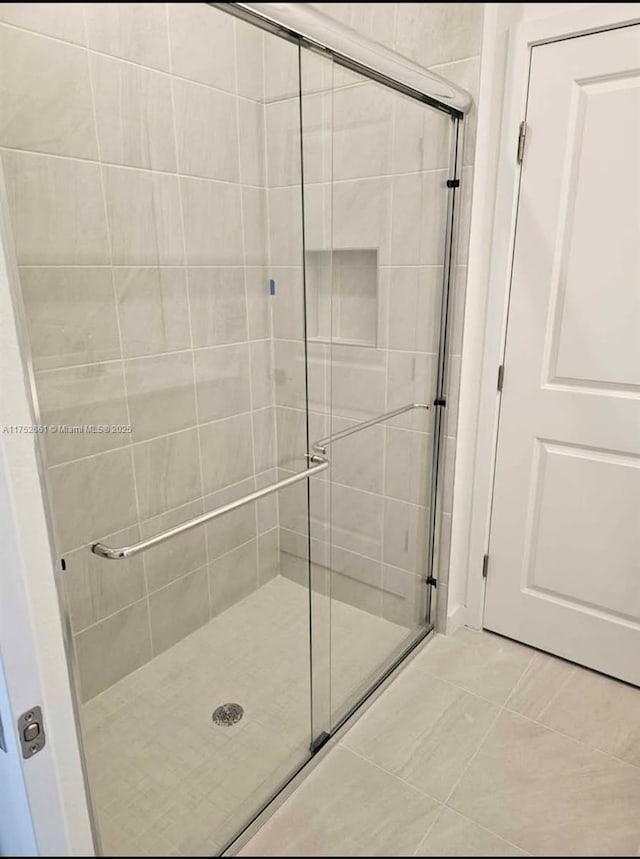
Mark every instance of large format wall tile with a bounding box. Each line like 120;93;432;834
0;3;86;43
36;362;129;465
239;99;266;187
392;95;452;174
265;98;301;188
390;172;448;265
271;267;304;341
332;83;394;181
181;177;243;265
384;267;443;354
169;3;235;92
133;427;202;519
103;166;184;265
209;539;259;616
267;187;303;266
395;3;483;67
173;78;240;181
0;25;97;158
384;426;432;506
253;407;277;474
275;406;306;471
329;416;384;494
49;447;138;551
20;267;120;370
149;566;209;654
205;477;257;561
331;484;384;561
235;17;263;101
64;525;145;633
245;268;272;341
75;599;152;701
329;546;383;616
200;413;254;494
381;564;426;627
332;177;391;258
194;344;251;423
250;340;276;409
85;3;170;71
188;267;247;347
258;528;279;585
329;344;386;421
142;499;207;592
383;497;429;574
386;351;435;431
2;151;109;264
115;267;191;358
91;54;177;172
242;188;269;266
125;351;196;442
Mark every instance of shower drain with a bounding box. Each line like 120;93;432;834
212;703;244;727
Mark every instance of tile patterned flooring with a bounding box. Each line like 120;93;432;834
241;627;640;857
81;576;411;856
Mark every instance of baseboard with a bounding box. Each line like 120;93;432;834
446;601;468;634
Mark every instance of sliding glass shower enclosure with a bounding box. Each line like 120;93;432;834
1;2;468;854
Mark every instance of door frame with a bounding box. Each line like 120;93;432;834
452;2;640;632
0;168;96;854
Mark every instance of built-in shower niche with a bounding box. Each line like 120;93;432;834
306;249;379;346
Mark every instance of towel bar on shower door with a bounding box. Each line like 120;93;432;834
311;402;430;455
91;402;431;561
91;454;329;560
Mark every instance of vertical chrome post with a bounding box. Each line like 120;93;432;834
425;116;464;625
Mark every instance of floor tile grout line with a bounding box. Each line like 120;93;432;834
438;647;537;811
337;742;443;806
502;704;640;774
440;807;533;856
499;652;640;772
406;656;519;709
507;659;575;721
411;803;446;857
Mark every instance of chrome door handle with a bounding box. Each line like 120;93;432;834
91;454;329;560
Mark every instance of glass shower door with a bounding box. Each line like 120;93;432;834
299;49;456;727
0;6;321;854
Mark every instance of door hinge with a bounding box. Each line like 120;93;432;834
425;576;438;588
517;121;527;164
482;554;489;579
497;364;505;392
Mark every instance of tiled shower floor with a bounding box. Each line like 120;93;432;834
82;576;411;856
241;627;640;857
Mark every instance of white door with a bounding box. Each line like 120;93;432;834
484;24;640;686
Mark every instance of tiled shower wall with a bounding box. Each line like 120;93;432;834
1;2;482;701
320;2;482;634
0;3;282;700
266;3;484;631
